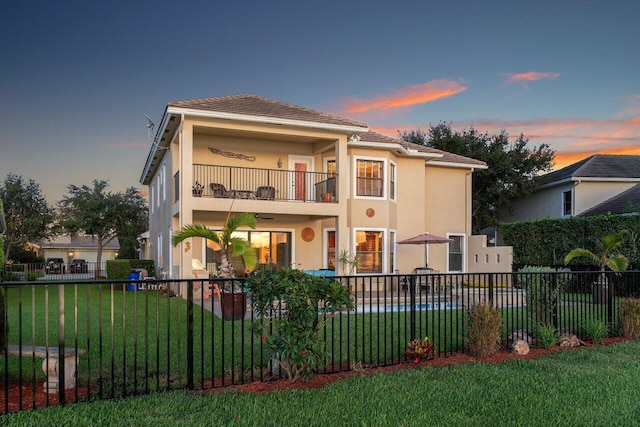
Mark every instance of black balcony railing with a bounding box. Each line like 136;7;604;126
192;164;337;202
2;270;639;413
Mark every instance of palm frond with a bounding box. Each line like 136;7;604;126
172;224;220;247
564;248;598;266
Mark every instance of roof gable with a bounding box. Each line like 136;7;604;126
538;154;640;186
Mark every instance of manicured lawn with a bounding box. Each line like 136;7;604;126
2;340;640;425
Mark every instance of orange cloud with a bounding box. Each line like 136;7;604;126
374;115;640;171
503;71;560;87
340;80;467;114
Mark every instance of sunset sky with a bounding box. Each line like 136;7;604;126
2;1;639;202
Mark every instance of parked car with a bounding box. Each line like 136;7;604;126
45;258;66;274
70;259;88;273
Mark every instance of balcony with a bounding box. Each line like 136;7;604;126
192;164;337;203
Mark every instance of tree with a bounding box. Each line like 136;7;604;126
0;173;55;261
399;123;555;232
58;180;148;272
565;231;629;278
172;212;257;283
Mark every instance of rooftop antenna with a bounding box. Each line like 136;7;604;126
145;114;169;150
145;114;155;139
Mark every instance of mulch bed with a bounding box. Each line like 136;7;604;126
0;336;630;412
214;336;630;395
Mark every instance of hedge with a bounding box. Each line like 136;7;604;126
500;214;640;268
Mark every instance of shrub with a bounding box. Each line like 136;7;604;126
581;317;609;345
517;266;569;326
619;297;640;339
247;268;354;382
106;260;132;281
535;323;560;349
467;302;502;359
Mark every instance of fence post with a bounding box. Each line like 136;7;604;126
186;280;194;390
58;284;66;406
608;272;614;326
488;274;494;305
409;275;416;340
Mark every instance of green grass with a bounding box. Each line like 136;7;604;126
3;340;640;425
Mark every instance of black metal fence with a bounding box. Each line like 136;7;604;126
2;270;639;413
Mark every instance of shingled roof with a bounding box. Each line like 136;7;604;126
167;94;368;129
357;130;487;167
537;154;640;186
578;183;640;217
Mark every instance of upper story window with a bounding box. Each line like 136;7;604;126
562;190;572;216
356;159;384;197
389;162;396;201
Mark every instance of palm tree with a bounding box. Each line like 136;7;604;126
564;230;629;282
172;212;257;280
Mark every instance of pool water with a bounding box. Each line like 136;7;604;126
355;301;456;314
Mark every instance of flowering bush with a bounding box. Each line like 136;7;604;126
406;336;434;363
247;268;354;382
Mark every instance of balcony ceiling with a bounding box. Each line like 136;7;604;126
193;125;330;144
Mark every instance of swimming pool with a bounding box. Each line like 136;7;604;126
354;301;457;314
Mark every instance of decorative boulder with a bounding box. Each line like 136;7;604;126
511;339;530;355
508;330;533;344
560;334;585;348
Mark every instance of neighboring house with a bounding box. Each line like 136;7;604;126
505;154;640;222
578;183;640;217
140;94;498;289
40;235;120;265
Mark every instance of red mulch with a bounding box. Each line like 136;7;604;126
0;337;630;412
215;336;630;395
0;382;93;414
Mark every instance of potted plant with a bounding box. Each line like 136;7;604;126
172;211;257;320
564;230;629;304
192;181;204;197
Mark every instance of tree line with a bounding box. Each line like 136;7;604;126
0;173;148;265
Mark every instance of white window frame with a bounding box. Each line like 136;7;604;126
353;227;387;274
161;162;167;202
562;190;572;217
324;228;336;270
447;233;466;273
389;161;397;202
150;183;155;213
353;156;386;200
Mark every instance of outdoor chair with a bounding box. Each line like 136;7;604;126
210;183;229;197
256;185;276;200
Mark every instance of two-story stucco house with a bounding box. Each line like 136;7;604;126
505;154;640;222
140;95;492;285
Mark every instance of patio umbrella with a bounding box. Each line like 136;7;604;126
397;232;453;268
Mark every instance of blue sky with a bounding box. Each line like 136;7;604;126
2;0;640;202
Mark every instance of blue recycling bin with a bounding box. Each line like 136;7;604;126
128;270;140;291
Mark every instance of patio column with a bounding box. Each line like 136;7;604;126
335;134;349;273
178;119;196;296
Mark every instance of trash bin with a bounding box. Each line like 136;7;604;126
592;280;609;304
128;270;140;291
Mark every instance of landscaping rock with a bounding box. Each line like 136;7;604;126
511;340;530;355
560;334;585;348
508;330;533;344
